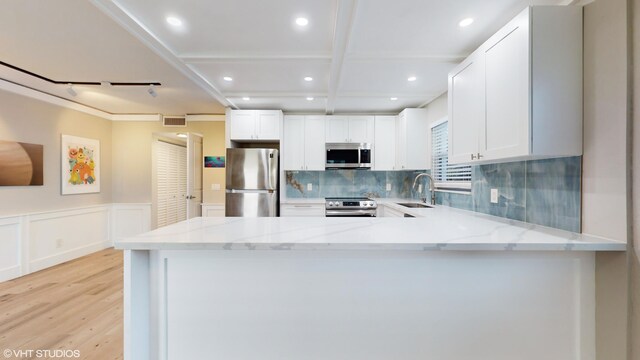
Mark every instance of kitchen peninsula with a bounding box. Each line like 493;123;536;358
116;206;624;360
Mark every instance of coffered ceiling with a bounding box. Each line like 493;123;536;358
0;0;569;116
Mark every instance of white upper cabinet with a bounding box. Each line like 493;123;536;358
449;53;485;164
373;116;397;171
448;6;582;165
325;116;374;143
396;109;430;170
283;115;326;171
229;110;282;141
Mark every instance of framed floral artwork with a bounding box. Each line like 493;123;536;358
61;134;100;195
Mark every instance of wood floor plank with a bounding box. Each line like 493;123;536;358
0;248;123;359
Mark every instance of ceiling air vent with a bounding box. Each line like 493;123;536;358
163;115;186;127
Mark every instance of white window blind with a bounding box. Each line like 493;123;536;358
431;121;472;190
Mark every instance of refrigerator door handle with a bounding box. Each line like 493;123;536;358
227;189;275;194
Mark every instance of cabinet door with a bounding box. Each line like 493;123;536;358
374;116;396;170
283;116;305;170
255;111;280;140
448;55;484;164
280;204;325;217
304;116;326;170
396;112;407;169
403;110;430;170
483;20;529;160
229;110;256;140
347;116;373;143
325;116;349;142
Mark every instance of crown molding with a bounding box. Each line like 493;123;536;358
0;78;113;119
186;114;225;122
0;78;224;122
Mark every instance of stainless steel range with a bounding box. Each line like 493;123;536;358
325;197;377;217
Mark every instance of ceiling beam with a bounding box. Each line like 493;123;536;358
345;53;466;63
89;0;236;109
325;0;359;114
181;53;333;63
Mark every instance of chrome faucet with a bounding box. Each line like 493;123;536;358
412;173;436;205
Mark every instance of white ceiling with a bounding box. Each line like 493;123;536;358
0;0;568;116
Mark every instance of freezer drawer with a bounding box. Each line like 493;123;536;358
225;191;278;217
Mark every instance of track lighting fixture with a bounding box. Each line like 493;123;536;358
66;84;77;97
147;85;158;98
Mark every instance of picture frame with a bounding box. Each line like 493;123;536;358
61;134;100;195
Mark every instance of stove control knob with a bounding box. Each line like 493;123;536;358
328;202;334;207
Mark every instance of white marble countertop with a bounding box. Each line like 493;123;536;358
116;202;625;251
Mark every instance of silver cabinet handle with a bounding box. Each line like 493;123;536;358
477;153;483;159
471;154;476;160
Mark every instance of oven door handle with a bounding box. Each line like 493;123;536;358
325;209;377;217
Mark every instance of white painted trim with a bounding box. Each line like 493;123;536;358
89;0;234;109
430;116;448;129
0;203;152;282
0;78;114;119
326;0;359;114
186;114;225;122
182;53;332;62
29;240;112;273
111;114;162;122
0;79;195;123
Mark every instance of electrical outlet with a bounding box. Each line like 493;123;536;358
55;238;63;248
307;183;313;191
211;183;221;191
490;188;499;204
418;184;423;193
386;183;392;191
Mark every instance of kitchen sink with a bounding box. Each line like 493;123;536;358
396;203;433;209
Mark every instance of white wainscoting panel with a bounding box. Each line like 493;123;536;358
113;203;152;242
201;203;225;217
0;217;22;282
0;203;152;282
28;206;111;273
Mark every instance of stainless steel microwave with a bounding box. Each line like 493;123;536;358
325;143;372;169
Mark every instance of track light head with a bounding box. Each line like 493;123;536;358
66;84;77;97
147;85;157;98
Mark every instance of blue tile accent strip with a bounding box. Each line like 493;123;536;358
284;156;581;231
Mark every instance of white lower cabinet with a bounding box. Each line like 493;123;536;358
281;203;325;217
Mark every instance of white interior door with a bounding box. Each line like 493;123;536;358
187;133;203;218
156;139;187;228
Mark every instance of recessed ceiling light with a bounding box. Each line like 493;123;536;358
390;97;398;101
459;18;474;27
304;76;313;82
223;76;233;82
407;76;417;82
242;97;250;101
166;16;183;27
306;97;314;101
296;17;309;26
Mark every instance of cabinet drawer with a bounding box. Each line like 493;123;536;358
281;204;325;217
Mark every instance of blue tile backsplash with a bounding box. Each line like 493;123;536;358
285;156;582;232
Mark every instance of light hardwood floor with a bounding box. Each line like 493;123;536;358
0;249;123;359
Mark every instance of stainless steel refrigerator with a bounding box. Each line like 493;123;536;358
225;148;279;217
